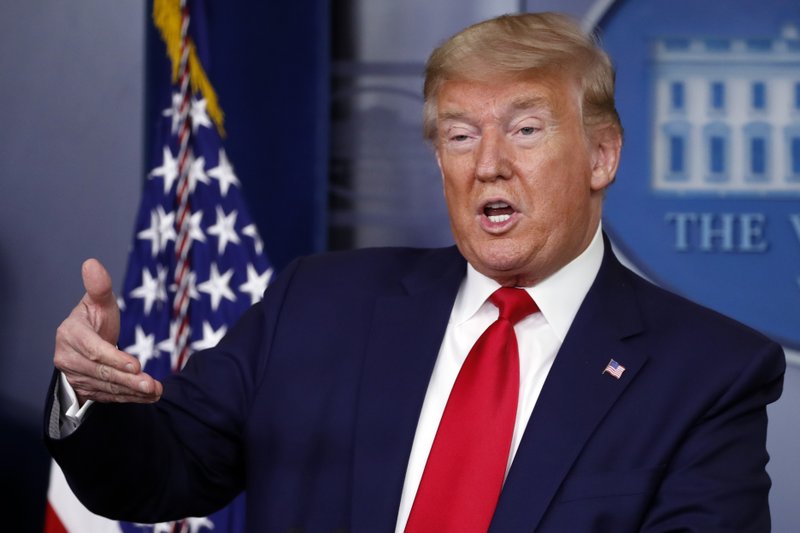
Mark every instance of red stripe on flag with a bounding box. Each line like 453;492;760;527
44;501;69;533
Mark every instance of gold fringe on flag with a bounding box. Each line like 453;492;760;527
153;0;226;137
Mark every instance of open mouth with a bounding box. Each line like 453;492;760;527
483;201;515;223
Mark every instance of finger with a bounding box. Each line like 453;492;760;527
58;345;144;387
69;382;163;404
86;392;160;404
81;258;115;308
92;362;161;395
63;367;163;404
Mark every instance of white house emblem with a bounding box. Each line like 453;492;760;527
596;0;800;354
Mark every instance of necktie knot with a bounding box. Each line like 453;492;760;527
490;287;539;326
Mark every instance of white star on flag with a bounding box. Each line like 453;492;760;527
191;321;228;352
137;518;212;533
198;263;237;311
188;155;210;193
186;516;215;533
149;146;179;194
157;322;177;362
242;223;265;255
162;92;183;134
143;522;172;533
136;212;161;257
124;326;157;369
129;265;168;315
207;206;241;255
187;210;207;245
190;98;213;132
239;264;273;305
208;149;240;196
137;206;176;257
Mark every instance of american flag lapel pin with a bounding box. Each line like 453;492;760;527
603;358;626;379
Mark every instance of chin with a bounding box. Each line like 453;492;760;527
457;232;534;272
473;253;530;279
478;238;526;264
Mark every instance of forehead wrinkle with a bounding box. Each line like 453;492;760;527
439;97;548;126
444;94;553;119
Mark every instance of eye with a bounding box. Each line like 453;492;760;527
451;134;470;142
519;126;538;136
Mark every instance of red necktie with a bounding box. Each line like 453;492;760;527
405;287;538;533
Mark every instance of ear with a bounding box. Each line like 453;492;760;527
589;124;622;192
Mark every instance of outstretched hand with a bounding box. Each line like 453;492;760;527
53;258;163;405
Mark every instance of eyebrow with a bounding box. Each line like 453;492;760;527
437;110;471;123
509;95;550;111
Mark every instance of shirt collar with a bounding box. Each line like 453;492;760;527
452;224;605;342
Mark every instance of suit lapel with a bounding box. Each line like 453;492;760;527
351;247;465;532
490;239;650;532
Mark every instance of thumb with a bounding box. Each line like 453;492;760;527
80;258;120;342
82;258;115;308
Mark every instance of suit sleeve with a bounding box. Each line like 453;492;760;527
640;339;785;532
43;256;304;522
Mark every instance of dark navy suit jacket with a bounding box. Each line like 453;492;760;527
46;239;785;532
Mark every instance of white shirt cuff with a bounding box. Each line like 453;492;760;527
57;373;94;437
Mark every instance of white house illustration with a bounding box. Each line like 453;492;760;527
651;23;800;193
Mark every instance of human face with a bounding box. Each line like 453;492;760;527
435;75;620;287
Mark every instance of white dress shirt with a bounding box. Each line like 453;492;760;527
394;225;604;531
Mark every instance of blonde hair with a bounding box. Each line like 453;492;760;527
423;12;621;141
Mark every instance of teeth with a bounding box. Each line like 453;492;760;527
488;214;511;223
486;201;510;209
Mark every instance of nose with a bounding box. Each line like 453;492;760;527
474;129;512;182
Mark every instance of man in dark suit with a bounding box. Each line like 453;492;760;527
46;12;785;532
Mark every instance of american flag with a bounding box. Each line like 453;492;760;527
44;1;270;531
118;0;271;530
603;359;626;379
